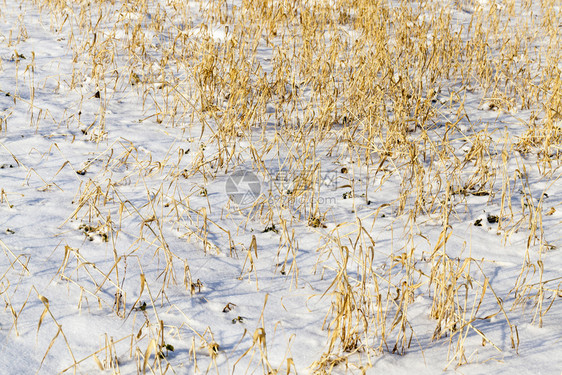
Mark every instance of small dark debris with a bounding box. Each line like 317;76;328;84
263;224;278;233
471;191;490;196
308;216;326;228
6;228;15;234
136;301;147;311
0;164;14;169
487;215;499;224
78;223;108;242
76;169;86;175
341;167;348;174
474;218;483;226
94;91;100;98
79;223;95;233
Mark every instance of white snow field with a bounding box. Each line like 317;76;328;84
0;0;561;373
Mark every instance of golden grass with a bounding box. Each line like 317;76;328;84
1;0;561;373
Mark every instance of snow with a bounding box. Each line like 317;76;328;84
0;0;561;374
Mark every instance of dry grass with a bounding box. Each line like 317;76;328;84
1;0;561;373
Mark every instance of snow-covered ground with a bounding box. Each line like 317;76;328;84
0;0;561;374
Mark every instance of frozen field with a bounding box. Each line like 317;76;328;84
0;0;561;373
